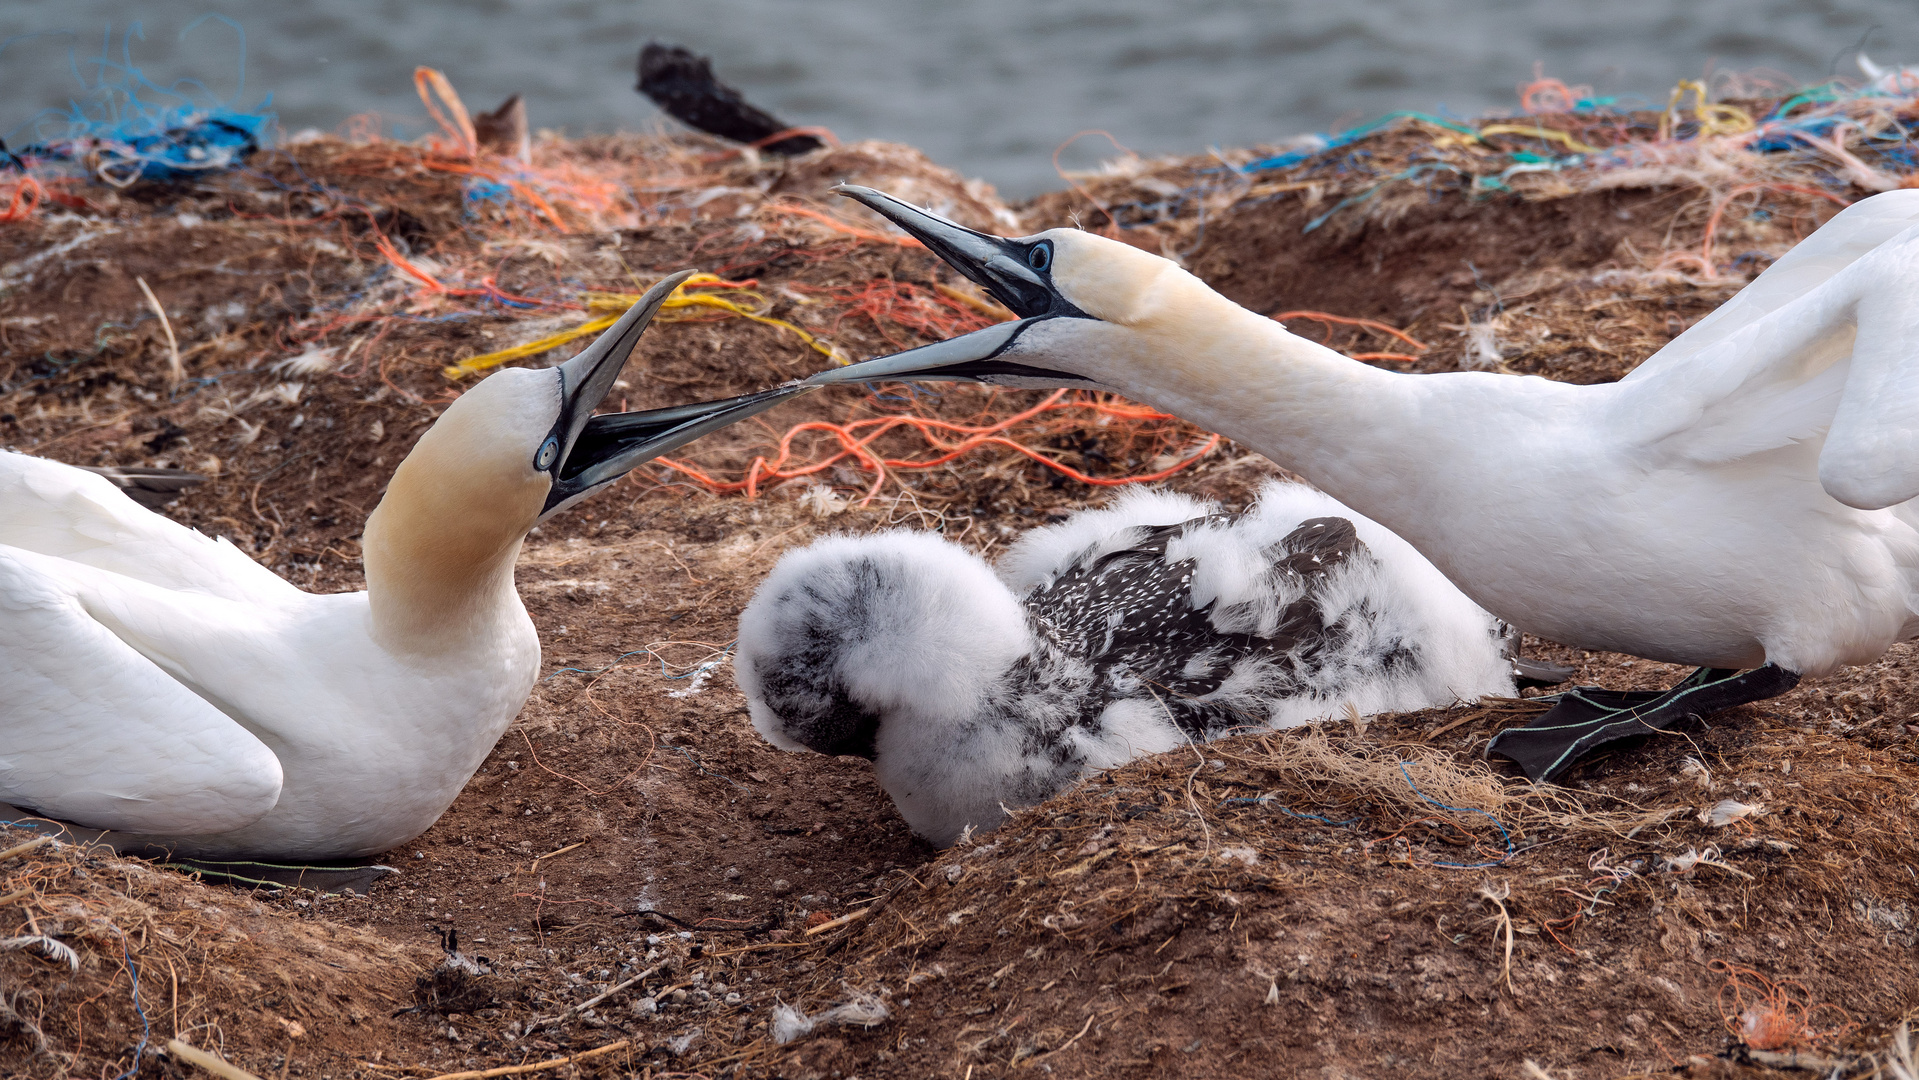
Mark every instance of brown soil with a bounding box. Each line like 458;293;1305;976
3;129;1917;1080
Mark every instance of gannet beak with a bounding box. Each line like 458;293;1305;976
537;268;816;518
541;383;813;519
799;318;1084;388
804;185;1103;390
833;184;1065;318
550;268;697;462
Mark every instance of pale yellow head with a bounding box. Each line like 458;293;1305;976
1038;228;1195;327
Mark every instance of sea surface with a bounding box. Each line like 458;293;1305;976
3;0;1916;197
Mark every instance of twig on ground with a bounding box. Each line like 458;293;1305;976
524;965;659;1032
168;1038;267;1080
1478;881;1517;994
416;1039;631;1080
136;276;183;383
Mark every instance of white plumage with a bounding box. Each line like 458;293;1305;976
736;482;1513;845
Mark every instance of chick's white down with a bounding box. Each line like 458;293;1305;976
735;482;1513;846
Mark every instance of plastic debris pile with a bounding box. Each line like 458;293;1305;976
1040;64;1919;282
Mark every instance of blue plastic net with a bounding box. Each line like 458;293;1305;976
2;16;273;186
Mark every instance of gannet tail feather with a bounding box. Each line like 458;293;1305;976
74;465;206;509
0;451;294;602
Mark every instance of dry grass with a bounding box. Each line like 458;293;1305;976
0;827;420;1079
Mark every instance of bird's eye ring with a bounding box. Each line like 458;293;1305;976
1027;243;1052;271
535;435;560;471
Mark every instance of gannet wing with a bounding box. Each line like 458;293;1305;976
75;464;205;508
995;487;1218;595
1621;214;1919;509
1816;228;1919;509
0;547;284;835
1622;190;1919;385
0;451;297;604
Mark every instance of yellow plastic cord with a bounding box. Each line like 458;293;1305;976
1475;124;1603;155
442;273;843;379
1662;80;1756;140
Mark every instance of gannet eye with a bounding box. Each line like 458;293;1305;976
534;435;560;471
1027;242;1052;272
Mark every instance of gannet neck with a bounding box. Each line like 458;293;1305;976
362;382;551;654
1063;280;1421;496
363;474;537;655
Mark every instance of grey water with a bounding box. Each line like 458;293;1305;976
3;0;1917;198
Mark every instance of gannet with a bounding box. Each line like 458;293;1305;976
797;185;1919;782
736;482;1515;845
0;270;807;859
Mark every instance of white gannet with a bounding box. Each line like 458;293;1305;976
735;482;1515;845
0;270;807;859
797;185;1919;782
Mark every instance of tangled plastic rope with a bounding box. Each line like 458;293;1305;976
443;274;842;378
1274;310;1429;363
405;67;629;233
1711;959;1857;1052
655;389;1222;502
1;17;273;209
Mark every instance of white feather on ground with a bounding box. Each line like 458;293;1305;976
735;482;1513;846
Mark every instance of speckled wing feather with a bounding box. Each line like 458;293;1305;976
1019;513;1370;740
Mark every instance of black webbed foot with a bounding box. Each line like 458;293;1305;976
1511;656;1577;688
1487;663;1801;782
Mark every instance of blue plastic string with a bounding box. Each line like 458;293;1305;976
106;928;150;1080
5;18;272;186
1396;762;1514;869
1217;796;1360;828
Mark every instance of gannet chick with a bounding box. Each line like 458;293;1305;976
802;185;1919;782
736;482;1513;845
0;270;808;860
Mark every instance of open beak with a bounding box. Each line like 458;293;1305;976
542;383;813;519
797;185;1100;391
834;184;1058;317
539;269;817;518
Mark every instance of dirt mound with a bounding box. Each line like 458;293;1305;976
0;829;421;1077
6;86;1919;1079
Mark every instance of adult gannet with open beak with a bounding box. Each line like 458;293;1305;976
803;185;1919;782
1;270;806;859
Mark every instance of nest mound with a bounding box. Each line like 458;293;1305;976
6;75;1919;1079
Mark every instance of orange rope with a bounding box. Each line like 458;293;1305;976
1273;310;1429;352
654;390;1220;503
0;175;44;223
789;279;1002;348
766;200;922;247
413;67;477;158
1710;959;1856;1051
